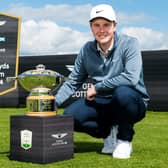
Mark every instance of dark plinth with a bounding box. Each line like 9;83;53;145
10;115;74;164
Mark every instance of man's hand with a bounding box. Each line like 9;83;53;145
86;86;97;101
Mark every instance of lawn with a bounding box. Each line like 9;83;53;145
0;108;168;168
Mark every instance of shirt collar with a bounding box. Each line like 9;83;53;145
97;41;114;57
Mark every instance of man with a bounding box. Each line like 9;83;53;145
55;4;149;159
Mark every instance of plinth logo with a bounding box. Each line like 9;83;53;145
20;130;32;150
51;133;67;139
51;133;68;146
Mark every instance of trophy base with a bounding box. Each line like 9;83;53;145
26;111;56;117
26;92;56;117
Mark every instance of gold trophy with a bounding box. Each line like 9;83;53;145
7;64;65;117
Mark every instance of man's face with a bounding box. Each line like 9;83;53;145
90;18;116;45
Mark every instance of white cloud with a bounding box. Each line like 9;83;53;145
20;20;91;55
7;4;152;26
20;21;168;56
6;3;168;54
7;3;92;25
7;4;93;55
120;27;168;50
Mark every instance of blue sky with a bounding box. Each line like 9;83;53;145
0;0;168;55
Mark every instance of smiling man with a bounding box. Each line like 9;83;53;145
55;4;149;159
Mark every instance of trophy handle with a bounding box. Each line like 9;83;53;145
51;76;69;95
6;76;18;83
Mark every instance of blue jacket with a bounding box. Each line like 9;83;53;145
55;33;149;106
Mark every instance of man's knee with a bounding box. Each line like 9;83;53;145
113;86;146;122
113;86;137;106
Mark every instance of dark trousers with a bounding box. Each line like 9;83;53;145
64;86;147;141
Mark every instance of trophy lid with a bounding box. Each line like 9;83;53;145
18;64;64;92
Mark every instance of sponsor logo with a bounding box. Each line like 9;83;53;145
51;133;68;139
20;130;32;150
51;132;68;146
0;20;6;26
66;65;74;72
96;10;104;13
0;37;6;42
65;64;94;98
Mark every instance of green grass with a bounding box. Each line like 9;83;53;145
0;108;168;168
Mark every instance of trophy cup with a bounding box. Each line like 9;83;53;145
7;64;65;117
